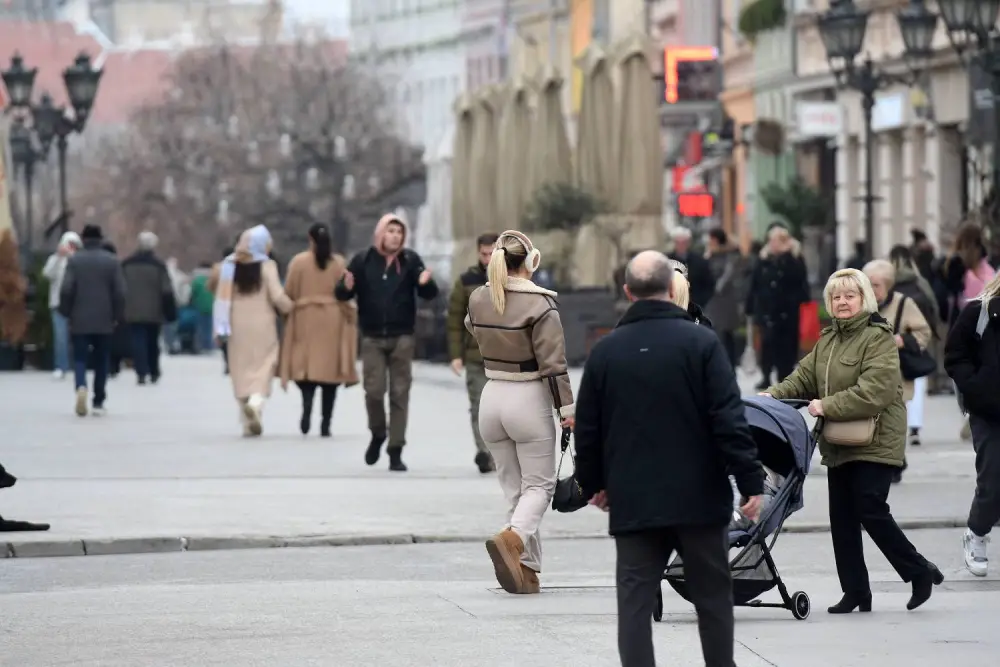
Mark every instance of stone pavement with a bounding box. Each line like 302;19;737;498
1;530;996;665
0;355;978;558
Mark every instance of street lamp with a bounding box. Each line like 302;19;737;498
0;53;37;108
817;0;938;260
8;117;38;266
936;0;1000;224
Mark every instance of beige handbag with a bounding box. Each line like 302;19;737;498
821;338;879;447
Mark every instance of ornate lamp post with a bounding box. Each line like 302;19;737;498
935;0;1000;223
1;53;37;108
8;117;38;263
816;0;938;260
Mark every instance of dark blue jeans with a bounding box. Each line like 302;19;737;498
130;323;162;380
72;334;111;407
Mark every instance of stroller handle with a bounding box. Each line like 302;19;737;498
774;398;811;410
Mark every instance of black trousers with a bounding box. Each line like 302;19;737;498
716;330;739;369
760;321;798;383
828;461;929;594
130;323;161;380
615;526;734;667
296;381;339;426
968;415;1000;536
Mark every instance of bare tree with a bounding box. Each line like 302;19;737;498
75;35;421;263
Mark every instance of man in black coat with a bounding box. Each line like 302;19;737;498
574;250;764;667
668;227;714;307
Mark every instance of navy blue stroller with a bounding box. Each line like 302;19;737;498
655;397;818;621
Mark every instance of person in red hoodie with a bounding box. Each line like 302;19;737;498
335;213;438;472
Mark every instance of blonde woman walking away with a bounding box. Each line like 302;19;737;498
279;223;359;437
465;230;574;595
214;225;293;436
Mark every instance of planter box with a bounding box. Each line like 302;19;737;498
0;343;25;371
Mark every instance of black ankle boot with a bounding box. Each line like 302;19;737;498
827;592;872;614
907;564;944;610
319;385;336;438
299;385;316;435
388;447;407;472
0;467;16;489
365;433;386;465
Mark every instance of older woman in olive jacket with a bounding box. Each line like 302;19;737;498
763;269;942;614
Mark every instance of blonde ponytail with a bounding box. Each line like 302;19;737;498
671;271;690;310
487;247;510;314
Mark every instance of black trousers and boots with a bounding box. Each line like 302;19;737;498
827;461;941;611
616;526;735;667
759;320;798;387
968;415;1000;536
297;381;339;437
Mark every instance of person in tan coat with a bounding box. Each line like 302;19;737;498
213;225;293;436
864;259;932;483
465;230;574;595
279;224;360;437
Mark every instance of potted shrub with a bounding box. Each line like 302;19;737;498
0;229;28;371
23;254;53;371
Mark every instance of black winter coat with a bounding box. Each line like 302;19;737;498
945;298;1000;420
574;299;764;535
669;251;715;307
335;247;439;337
745;250;809;330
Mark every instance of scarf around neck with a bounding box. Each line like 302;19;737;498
213;225;272;338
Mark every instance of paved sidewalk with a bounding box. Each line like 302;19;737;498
0;355;977;558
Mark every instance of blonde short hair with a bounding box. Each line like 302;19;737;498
670;270;690;310
823;268;879;315
862;259;895;287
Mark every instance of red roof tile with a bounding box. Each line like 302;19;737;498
90;49;175;124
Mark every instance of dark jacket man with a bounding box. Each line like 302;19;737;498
121;246;176;325
59;234;126;335
575;299;763;533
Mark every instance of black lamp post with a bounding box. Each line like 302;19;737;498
8;117;37;263
817;0;938;260
2;51;102;239
935;0;1000;226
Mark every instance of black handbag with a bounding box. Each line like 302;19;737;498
893;295;936;380
551;427;589;513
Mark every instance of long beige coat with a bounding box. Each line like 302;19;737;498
279;251;359;388
228;260;293;399
880;290;932;401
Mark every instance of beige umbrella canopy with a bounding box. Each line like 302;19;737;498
450;93;475;239
575;44;617;207
525;66;573;214
468;86;501;236
495;78;533;231
615;34;663;216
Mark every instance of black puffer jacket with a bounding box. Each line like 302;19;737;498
335;247;439;338
945;298;1000;420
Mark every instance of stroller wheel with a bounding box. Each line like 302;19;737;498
653;587;663;622
791;591;811;620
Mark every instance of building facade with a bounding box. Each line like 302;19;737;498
351;0;466;152
790;1;970;259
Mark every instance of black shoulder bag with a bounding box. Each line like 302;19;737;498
551;427;589;513
893;294;936;380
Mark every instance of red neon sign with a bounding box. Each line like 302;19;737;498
663;46;718;104
677;192;715;218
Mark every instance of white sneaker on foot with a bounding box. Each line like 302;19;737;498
91;406;106;417
963;529;989;577
74;387;88;417
52;370;64;380
243;395;263;436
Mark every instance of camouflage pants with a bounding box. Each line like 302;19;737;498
465;362;490;454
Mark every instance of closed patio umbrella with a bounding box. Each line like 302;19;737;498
575;44;617;206
525;66;573;214
495;78;533;230
468;86;501;235
615;34;663;215
450;93;475;239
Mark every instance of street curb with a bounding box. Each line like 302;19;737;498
0;518;967;560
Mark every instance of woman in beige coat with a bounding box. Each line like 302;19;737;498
213;225;293;436
279;224;360;436
863;259;932;483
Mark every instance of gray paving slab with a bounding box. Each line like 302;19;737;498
0;530;995;666
0;355;980;558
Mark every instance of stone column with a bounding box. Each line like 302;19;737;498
836;132;857;261
924;126;941;247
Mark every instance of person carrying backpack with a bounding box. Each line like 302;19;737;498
945;272;1000;577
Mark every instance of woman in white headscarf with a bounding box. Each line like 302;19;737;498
42;231;82;379
213;225;293;436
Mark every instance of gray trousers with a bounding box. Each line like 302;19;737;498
465;362;489;455
969;415;1000;536
616;526;735;667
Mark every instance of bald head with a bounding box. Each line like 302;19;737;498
624;250;674;301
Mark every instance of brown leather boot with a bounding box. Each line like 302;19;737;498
519;565;540;594
485;528;524;593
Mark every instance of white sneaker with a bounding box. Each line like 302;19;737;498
963;529;989;576
243;395;263;436
52;370;64;380
91;406;106;417
74;387;88;417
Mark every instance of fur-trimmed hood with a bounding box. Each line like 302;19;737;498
759;238;802;260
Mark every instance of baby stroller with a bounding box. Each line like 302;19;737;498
655;397;817;622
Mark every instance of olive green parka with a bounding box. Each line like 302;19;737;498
767;310;907;468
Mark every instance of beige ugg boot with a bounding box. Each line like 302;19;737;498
519;564;540;594
485;528;525;594
243;394;263;436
